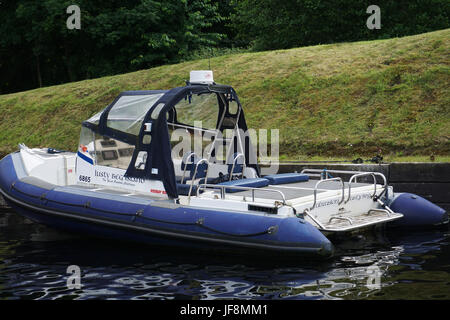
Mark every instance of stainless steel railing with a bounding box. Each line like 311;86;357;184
196;184;287;205
309;177;345;211
345;172;387;203
188;158;210;202
189;168;389;213
301;169;388;204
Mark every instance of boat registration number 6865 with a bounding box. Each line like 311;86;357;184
78;175;91;183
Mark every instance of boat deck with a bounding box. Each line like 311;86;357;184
218;180;369;201
66;179;372;203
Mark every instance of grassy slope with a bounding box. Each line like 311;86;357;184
0;29;449;161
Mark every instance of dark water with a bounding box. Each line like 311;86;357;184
0;211;449;300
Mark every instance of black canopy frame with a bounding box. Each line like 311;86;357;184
81;84;260;199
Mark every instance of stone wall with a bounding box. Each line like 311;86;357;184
274;162;450;211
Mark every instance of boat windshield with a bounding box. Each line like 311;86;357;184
170;92;219;130
107;93;164;135
86;93;164;136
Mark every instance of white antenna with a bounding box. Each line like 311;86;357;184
209;47;212;70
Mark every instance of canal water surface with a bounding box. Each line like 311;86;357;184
0;211;449;300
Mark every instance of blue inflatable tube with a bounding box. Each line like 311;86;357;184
387;192;448;228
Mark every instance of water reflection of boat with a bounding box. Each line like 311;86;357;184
0;71;447;259
1;208;447;299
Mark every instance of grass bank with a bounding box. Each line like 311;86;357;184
0;29;449;161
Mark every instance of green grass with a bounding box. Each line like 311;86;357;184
0;29;449;162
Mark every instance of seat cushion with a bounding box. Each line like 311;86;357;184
263;173;309;185
177;177;218;184
218;178;269;193
177;183;198;196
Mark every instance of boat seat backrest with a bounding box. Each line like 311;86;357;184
192;160;209;180
227;153;245;181
180;152;199;183
180;151;210;183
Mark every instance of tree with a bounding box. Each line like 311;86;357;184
231;0;450;50
0;0;227;94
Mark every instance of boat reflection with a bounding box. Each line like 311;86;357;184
0;212;448;300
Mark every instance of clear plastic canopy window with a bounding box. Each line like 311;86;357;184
86;93;164;135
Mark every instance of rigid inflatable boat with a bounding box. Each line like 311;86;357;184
0;71;447;258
